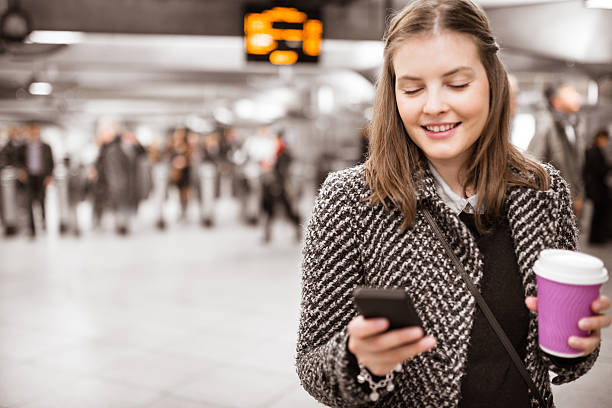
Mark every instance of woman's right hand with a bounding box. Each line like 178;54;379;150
347;315;437;376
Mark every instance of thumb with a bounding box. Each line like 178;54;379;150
525;296;538;312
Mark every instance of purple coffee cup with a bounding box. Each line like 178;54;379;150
534;249;608;358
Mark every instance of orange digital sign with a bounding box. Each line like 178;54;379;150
244;5;322;65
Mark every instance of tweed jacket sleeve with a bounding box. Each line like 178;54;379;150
296;171;376;407
539;165;600;384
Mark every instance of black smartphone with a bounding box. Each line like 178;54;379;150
353;287;423;331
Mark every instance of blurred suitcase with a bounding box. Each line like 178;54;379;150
199;162;216;227
1;166;19;235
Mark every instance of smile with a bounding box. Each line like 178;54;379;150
421;122;461;133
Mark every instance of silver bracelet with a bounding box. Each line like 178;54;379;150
356;363;403;402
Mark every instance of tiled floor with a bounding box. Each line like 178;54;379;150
0;194;610;407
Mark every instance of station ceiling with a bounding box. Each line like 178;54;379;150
0;0;610;123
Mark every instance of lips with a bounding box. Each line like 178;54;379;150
421;122;461;133
421;122;462;139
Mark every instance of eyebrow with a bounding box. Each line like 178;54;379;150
397;66;475;81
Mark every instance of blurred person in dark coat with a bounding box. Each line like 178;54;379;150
17;123;54;237
96;127;146;235
527;83;585;217
92;122;117;227
122;129;150;210
583;129;611;244
0;126;24;168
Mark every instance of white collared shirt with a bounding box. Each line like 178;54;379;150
428;162;480;215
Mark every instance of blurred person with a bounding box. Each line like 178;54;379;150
226;130;251;220
125;129;152;212
527;82;585;218
216;127;236;198
359;125;370;163
17;123;54;237
0;126;24;235
260;130;301;243
187;129;214;227
96;126;146;235
241;126;276;225
507;73;527;150
223;127;244;199
583;129;611;244
168;127;192;220
0;126;24;168
297;1;609;407
148;139;171;230
63;157;89;236
91;122;118;227
315;151;335;192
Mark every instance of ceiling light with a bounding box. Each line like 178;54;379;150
234;99;256;119
584;0;612;9
28;82;53;96
26;30;85;44
213;107;234;125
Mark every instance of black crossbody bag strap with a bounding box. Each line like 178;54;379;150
423;209;552;408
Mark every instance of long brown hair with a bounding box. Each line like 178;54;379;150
365;0;549;231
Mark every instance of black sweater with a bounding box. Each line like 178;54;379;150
458;212;530;407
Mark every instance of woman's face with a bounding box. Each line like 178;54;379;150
393;31;490;171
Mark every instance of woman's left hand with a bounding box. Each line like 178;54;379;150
525;295;611;356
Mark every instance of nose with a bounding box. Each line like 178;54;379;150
422;88;448;116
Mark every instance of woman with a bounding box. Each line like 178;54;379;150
296;1;610;407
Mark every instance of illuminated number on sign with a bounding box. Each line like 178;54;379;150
244;5;322;65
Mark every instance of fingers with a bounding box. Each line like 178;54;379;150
525;296;537;312
384;335;437;362
592;295;611;313
357;335;437;376
360;326;425;352
579;314;612;331
348;316;424;351
347;315;389;339
569;329;601;356
348;315;436;376
570;296;610;356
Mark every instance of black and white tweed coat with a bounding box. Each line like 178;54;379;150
296;163;599;408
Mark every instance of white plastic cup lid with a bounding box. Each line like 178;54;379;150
534;249;608;285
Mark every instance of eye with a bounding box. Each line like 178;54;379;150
402;88;422;95
449;83;469;89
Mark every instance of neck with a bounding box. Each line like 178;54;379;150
430;160;474;198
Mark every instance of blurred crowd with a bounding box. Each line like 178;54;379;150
1;80;611;246
0;121;308;243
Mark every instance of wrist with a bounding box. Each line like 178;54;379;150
356;362;402;402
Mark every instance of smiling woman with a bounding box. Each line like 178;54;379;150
296;1;610;407
365;0;553;234
393;31;490;192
